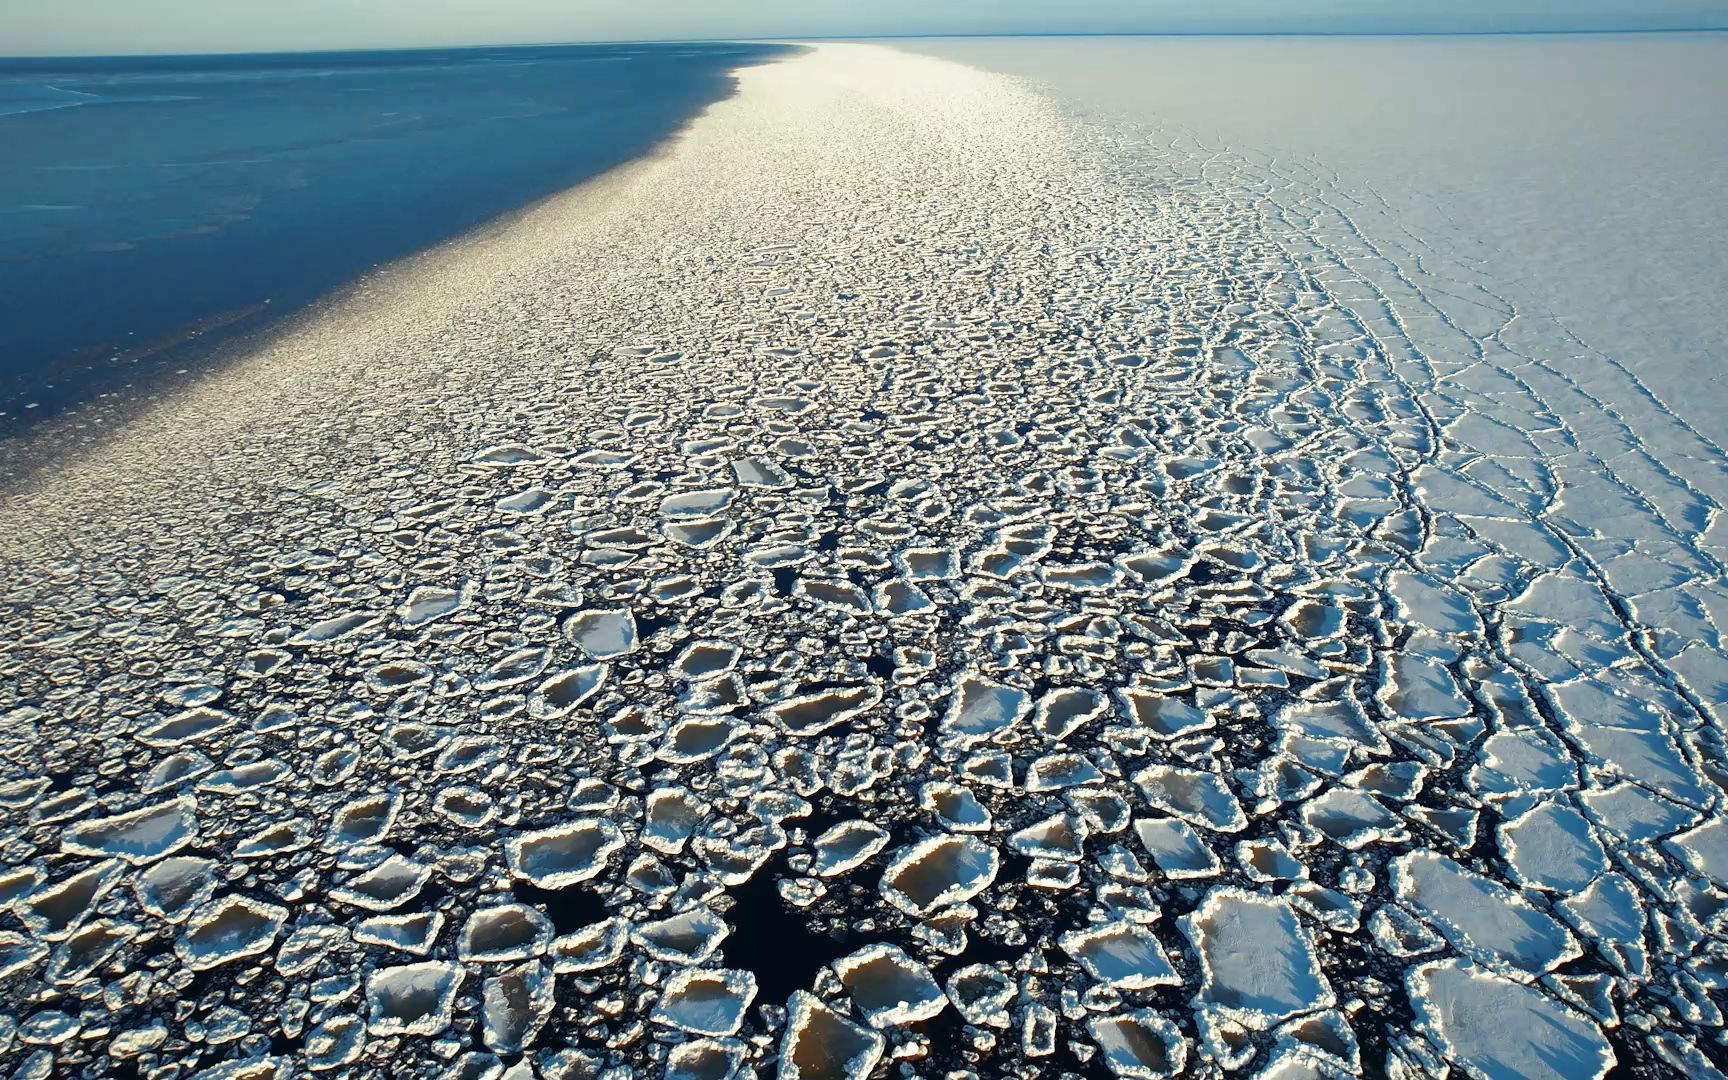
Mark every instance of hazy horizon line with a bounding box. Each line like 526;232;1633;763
3;24;1726;62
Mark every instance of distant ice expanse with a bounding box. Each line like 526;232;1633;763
908;32;1728;438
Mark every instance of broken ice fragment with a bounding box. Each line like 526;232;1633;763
779;990;885;1080
1183;889;1333;1025
1409;959;1613;1080
506;818;623;889
944;675;1031;740
366;961;465;1036
832;944;945;1027
653;967;758;1036
810;820;892;877
176;895;288;971
879;834;999;916
1061;920;1180;990
460;903;553;962
564;608;639;659
61;796;197;863
769;684;882;737
1089;1010;1188;1079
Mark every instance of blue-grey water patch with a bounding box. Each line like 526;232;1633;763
0;42;792;431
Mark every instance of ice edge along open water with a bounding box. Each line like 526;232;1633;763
0;42;792;433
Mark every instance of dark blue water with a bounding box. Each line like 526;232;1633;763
0;43;789;430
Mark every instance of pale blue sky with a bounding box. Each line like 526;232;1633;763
6;0;1728;56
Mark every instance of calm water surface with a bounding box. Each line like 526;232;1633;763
0;43;789;429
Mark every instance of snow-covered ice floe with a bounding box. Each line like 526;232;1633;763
2;38;1726;1080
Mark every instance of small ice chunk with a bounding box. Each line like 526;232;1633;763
1377;654;1471;721
1026;753;1104;791
1134;816;1221;879
633;907;729;965
920;783;993;832
138;707;235;748
675;641;741;679
1273;693;1389;755
304;1015;364;1071
1499;800;1608;892
134;856;216;922
1034;687;1107;741
1010;812;1089;862
1389;571;1483;636
20;860;124;938
329;854;429;911
661;488;735;519
643;787;708;855
667;1039;747;1080
1666;816;1728;886
1302;787;1401;848
460;903;553;962
1118;689;1212;739
733;456;791;488
398;585;463;626
356;911;443;956
483;960;554;1054
326;792;400;849
549;916;630;973
1557;873;1645;954
291;610;383;645
946;963;1014;1028
659;716;741;763
770;685;882;737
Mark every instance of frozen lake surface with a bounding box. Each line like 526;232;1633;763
1;36;1725;1080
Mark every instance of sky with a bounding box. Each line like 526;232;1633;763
5;0;1728;56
